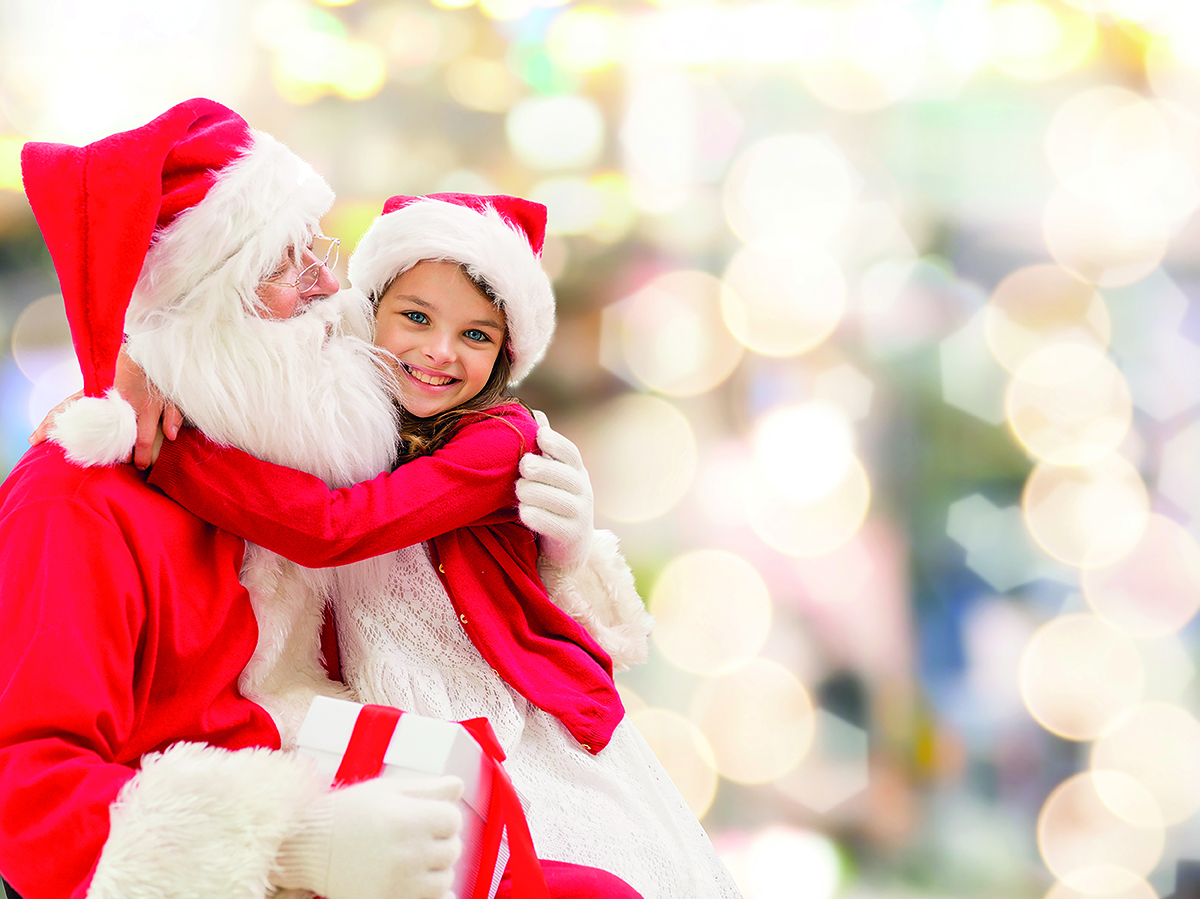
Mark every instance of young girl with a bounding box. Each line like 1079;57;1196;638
145;192;742;898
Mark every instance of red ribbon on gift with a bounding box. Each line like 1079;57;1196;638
333;704;549;899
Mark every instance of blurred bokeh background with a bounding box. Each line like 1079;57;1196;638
5;0;1200;896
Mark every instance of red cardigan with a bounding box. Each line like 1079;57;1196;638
149;403;623;753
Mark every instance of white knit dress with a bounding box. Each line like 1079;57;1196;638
333;545;742;899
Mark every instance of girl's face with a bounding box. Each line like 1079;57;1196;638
374;260;506;419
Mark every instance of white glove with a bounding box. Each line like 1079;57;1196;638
272;775;463;899
517;410;595;574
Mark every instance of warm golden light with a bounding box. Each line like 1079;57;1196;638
1081;513;1200;638
650;549;772;676
720;243;846;357
745;455;871;559
1021;454;1149;568
1019;614;1145;741
752;403;855;505
690;659;815;784
1005;342;1132;466
723;134;859;246
609;270;744;397
445;57;521;113
630;708;719;818
989;0;1097;81
506;95;606;171
798;1;928;112
545;5;625;73
576;394;697;523
1043;183;1170;288
1038;771;1164;891
1090;702;1200;826
1044;878;1159;899
984;264;1111;374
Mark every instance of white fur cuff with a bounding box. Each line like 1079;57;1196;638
88;742;323;899
48;389;137;467
541;529;654;672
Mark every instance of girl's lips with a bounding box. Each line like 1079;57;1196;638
401;361;458;388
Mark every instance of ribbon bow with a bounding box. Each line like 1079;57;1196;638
333;704;549;899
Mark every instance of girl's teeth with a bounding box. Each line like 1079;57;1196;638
406;364;454;386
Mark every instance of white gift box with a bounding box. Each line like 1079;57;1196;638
296;695;504;899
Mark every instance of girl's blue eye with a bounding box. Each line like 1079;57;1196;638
403;311;429;324
464;329;490;343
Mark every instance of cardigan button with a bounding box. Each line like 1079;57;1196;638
581;743;591;752
459;613;468;623
438;564;445;573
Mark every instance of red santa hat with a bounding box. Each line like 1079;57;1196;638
22;97;334;464
347;193;555;385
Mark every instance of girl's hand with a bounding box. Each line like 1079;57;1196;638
28;348;184;469
29;390;84;446
114;348;183;469
517;410;595;574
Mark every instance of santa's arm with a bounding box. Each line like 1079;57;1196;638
0;499;321;899
517;412;652;672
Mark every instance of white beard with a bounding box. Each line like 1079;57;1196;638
126;289;401;745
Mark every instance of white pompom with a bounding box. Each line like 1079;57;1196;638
47;388;138;467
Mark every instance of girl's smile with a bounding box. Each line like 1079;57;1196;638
374;260;506;419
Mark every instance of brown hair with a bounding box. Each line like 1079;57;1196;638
373;263;526;464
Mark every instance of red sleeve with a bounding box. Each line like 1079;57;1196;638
0;494;143;899
148;405;537;568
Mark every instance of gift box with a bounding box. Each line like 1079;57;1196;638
296;695;507;899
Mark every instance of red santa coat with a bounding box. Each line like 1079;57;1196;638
148;402;625;754
0;444;322;899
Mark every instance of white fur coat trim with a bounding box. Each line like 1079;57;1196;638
126;129;334;331
347;199;555;384
48;388;138;467
540;529;653;672
87;741;323;899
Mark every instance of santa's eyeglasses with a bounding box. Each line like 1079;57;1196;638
260;236;340;292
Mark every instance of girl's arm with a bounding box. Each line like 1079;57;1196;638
147;407;534;567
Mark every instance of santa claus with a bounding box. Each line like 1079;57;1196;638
0;98;649;899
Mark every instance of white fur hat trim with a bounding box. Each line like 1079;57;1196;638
348;199;555;385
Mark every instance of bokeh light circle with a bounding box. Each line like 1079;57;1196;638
1005;342;1132;466
650;549;772;676
506;94;606;170
1090;702;1200;826
1043;182;1170;287
1047;87;1200;229
1021;454;1150;568
989;0;1097;82
1082;513;1200;638
545;5;625;74
746;454;871;558
984;264;1111;373
1019;614;1145;741
722;134;858;246
576;394;697;523
720;243;846;357
752;403;855;505
1043;877;1158;899
1047;86;1146;183
798;1;928;112
630;708;719;818
1037;771;1164;891
614;270;744;396
743;827;842;899
690;659;815;784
